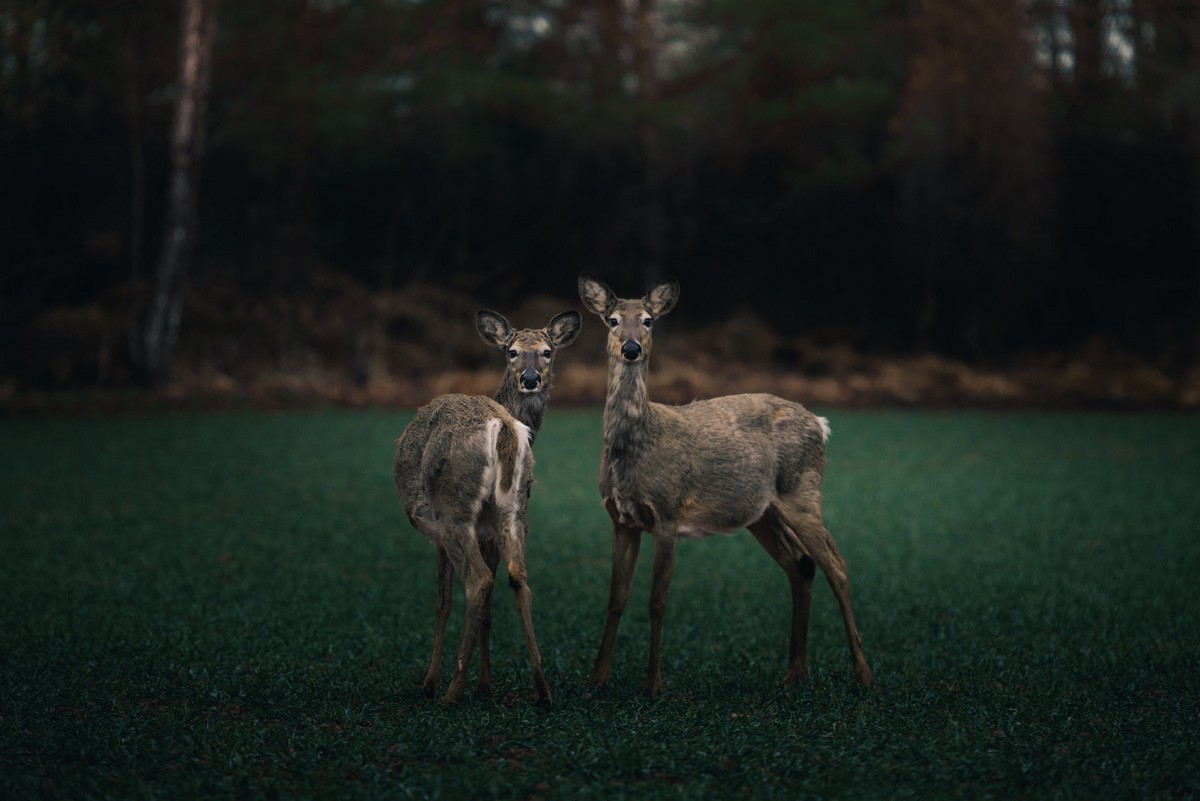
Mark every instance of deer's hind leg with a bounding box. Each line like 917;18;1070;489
441;527;496;703
474;537;501;698
773;496;872;687
421;544;455;697
500;509;551;704
749;515;816;685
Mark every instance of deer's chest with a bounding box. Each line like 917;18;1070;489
598;440;777;537
599;456;660;531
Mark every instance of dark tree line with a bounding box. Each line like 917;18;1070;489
1;0;1198;386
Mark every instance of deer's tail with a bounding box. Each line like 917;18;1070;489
486;416;532;507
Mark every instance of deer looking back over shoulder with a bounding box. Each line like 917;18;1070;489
577;274;871;697
394;309;580;704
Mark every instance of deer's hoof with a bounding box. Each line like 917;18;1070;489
533;674;552;706
781;666;807;686
854;663;873;688
442;680;467;704
421;675;440;698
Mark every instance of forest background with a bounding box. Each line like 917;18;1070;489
2;0;1199;410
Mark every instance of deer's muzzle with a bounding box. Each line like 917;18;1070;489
621;340;642;361
520;369;541;391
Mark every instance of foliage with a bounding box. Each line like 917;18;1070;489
1;0;1198;382
1;408;1197;798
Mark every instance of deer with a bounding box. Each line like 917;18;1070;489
577;274;872;698
393;308;580;704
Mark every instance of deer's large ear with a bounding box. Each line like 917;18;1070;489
546;310;581;348
476;310;513;349
578;274;615;316
645;278;679;317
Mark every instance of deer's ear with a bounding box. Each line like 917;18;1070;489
645;278;679;317
578;274;615;316
546;310;581;348
476;310;512;349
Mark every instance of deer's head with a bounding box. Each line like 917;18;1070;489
476;309;581;393
578;274;679;364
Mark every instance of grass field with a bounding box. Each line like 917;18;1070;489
1;407;1197;799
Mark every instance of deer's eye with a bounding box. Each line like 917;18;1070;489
542;349;552;358
607;317;618;328
507;350;518;359
642;318;653;328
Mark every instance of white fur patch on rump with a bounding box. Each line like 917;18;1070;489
484;416;532;509
817;416;831;443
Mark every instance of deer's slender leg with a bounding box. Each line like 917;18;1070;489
421;544;454;697
475;537;501;698
501;513;551;704
443;531;495;703
776;499;872;687
749;517;816;684
587;523;642;689
644;526;679;698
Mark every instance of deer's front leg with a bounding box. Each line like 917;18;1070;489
421;545;454;697
587;523;642;689
644;526;678;698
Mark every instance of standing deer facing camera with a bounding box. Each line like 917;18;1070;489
578;275;871;697
394;309;580;703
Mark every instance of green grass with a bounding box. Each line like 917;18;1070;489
1;408;1198;799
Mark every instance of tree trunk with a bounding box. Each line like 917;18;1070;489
1069;0;1104;97
138;0;218;386
595;0;624;100
635;0;664;284
1184;3;1200;320
123;35;147;285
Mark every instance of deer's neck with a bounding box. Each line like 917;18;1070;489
494;381;548;443
602;357;651;464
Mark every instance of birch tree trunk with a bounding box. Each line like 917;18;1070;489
138;0;218;385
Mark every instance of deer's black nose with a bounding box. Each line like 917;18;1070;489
621;340;641;361
521;369;541;390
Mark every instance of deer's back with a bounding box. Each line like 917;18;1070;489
603;393;828;535
394;394;533;543
663;389;821;450
681;392;823;487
